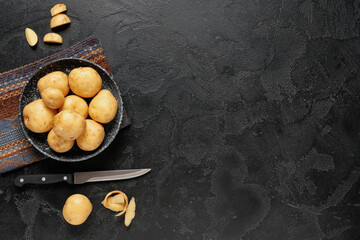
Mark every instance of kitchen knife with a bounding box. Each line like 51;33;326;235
14;169;151;187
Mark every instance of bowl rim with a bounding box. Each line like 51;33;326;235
18;57;124;162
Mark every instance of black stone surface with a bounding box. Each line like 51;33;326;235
1;0;360;239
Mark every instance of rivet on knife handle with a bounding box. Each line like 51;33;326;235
14;174;73;187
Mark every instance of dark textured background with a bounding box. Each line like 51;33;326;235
1;0;360;239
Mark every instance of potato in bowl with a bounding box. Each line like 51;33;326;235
19;58;123;162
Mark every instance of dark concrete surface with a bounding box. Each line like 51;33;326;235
1;0;360;239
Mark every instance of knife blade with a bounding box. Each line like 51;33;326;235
14;169;151;187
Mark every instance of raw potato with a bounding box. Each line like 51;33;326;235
53;110;86;140
51;4;67;16
69;67;102;98
102;191;128;216
23;99;57;133
76;120;105;151
124;197;136;227
25;28;38;47
59;95;88;118
43;33;63;44
47;129;74;153
40;88;65;109
89;90;118;123
63;194;92;225
50;13;71;28
37;71;69;96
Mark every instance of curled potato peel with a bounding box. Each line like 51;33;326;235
109;193;125;205
102;191;128;216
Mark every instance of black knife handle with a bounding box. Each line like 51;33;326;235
14;174;73;187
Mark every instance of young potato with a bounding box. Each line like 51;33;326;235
59;95;88;118
68;67;102;98
40;88;65;109
76;119;105;151
23;99;57;133
50;13;71;29
63;194;92;225
37;71;69;96
53;110;86;140
89;90;118;123
47;129;74;153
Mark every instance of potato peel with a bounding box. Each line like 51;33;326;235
102;190;136;226
102;190;128;216
124;197;136;227
109;193;125;204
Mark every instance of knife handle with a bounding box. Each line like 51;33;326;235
14;174;73;187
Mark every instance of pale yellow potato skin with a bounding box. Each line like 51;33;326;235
89;90;118;123
40;88;65;109
53;110;86;140
59;95;88;118
50;13;71;29
63;194;92;225
37;71;69;96
47;129;74;153
76;119;105;151
125;197;136;227
69;67;102;98
23;99;57;133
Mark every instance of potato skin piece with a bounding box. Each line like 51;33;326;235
23;99;57;133
124;197;136;227
101;190;129;215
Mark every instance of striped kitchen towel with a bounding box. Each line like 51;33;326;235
0;36;130;173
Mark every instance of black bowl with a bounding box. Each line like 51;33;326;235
19;58;123;162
